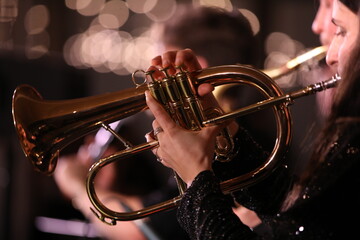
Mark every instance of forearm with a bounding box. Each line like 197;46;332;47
178;171;258;240
72;188;148;240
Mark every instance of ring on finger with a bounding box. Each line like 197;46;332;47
154;127;164;138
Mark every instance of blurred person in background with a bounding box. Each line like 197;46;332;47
306;0;337;118
53;4;266;239
54;113;187;240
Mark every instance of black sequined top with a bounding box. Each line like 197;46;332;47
177;122;360;239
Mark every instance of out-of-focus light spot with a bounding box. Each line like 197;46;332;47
99;14;120;29
118;30;133;41
126;0;157;14
265;32;296;56
25;31;49;59
133;35;156;67
0;0;18;23
122;41;139;72
264;32;308;88
35;216;99;238
239;8;260;35
264;51;296;88
64;21;155;75
99;0;129;29
265;51;290;70
65;0;77;10
77;0;105;16
195;0;233;11
106;42;124;69
76;0;91;10
26;45;48;59
87;18;105;34
24;5;49;35
63;34;84;68
145;0;177;22
65;0;92;11
112;66;129;76
93;64;112;73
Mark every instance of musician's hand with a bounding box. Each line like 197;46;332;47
150;49;224;122
54;140;116;200
145;90;225;186
54;153;88;200
150;48;215;97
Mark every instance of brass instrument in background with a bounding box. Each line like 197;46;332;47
263;45;327;79
12;46;337;224
213;45;328;100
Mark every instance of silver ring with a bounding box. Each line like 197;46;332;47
153;127;164;138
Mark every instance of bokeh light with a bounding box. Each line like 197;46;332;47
126;0;157;13
77;0;105;16
24;5;49;35
145;0;177;22
24;4;50;59
239;8;260;35
264;32;305;88
7;0;314;77
194;0;233;11
99;1;129;29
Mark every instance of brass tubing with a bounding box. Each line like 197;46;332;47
85;65;293;223
203;74;341;126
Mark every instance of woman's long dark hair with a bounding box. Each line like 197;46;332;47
280;1;360;210
299;0;360;188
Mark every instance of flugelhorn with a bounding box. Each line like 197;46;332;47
12;63;340;224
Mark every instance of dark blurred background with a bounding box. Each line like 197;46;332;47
0;0;322;239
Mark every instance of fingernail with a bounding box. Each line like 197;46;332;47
162;60;169;68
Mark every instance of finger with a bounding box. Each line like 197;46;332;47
145;130;155;142
197;84;222;111
147;65;164;81
145;91;177;132
152;119;160;131
175;49;202;72
151;55;163;68
197;83;214;96
161;51;178;75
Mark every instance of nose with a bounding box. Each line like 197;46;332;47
312;8;325;35
326;38;338;68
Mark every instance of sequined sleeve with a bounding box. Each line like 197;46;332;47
213;126;291;214
177;170;259;240
176;126;291;239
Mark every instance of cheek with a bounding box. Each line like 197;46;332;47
324;21;336;43
337;46;348;75
338;38;356;74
